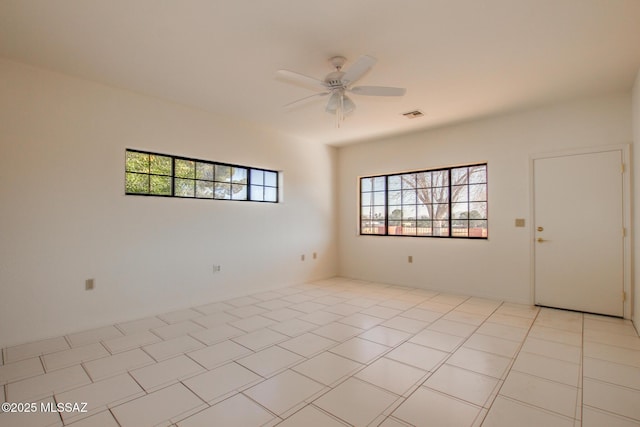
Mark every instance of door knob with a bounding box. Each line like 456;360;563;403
537;237;545;243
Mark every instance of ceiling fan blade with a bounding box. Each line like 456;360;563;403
283;92;329;109
350;86;406;96
276;70;327;92
342;55;377;85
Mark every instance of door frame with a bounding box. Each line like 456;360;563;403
529;144;632;319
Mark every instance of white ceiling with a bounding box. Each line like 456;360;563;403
1;0;640;146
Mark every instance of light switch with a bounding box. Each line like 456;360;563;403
515;218;525;227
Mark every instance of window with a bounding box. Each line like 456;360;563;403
360;164;487;238
125;149;278;202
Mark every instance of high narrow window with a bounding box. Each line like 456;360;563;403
360;164;487;238
125;149;278;203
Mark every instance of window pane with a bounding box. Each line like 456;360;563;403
452;167;468;185
388;175;401;190
361;192;372;206
401;173;416;188
417;220;432;236
126;152;149;173
469;184;487;201
469;202;487;219
369;191;385;206
452;219;469;237
264;186;277;202
362;206;386;220
452;202;468;219
215;182;231;199
432;170;449;186
232;184;247;200
402;205;416;219
402;189;416;204
361;177;372;192
388;190;401;205
196;180;214;198
430;187;449;203
388;207;402;220
264;171;277;187
232;167;248;185
373;224;386;235
402;220;416;228
175;178;195;197
452;185;468;202
361;205;374;220
470;220;488;237
215;165;231;182
251;169;264;186
433;220;449;236
196;162;214;180
371;219;387;234
372;206;386;219
402;224;417;235
372;176;385;191
433;204;449;220
362;221;385;235
150;155;171;175
416;172;431;188
250;185;264;201
150;175;171;195
469;165;487;184
417;204;431;219
175;159;195;179
126;172;149;193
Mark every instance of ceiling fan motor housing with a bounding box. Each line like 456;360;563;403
325;56;348;88
325;71;345;88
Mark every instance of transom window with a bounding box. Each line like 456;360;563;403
360;164;487;238
125;149;278;203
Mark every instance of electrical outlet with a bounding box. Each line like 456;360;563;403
408;256;413;263
213;265;221;273
85;278;94;290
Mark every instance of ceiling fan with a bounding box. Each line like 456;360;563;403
276;55;406;127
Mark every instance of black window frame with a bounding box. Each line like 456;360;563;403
125;149;279;203
360;163;488;239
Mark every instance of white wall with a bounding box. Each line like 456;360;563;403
338;93;632;304
633;68;640;332
0;59;338;348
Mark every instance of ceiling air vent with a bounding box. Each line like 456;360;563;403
402;110;424;119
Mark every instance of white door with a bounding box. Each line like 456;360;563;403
533;149;624;316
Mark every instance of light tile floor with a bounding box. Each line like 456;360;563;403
1;277;639;426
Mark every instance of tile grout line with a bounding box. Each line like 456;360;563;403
351;298;508;426
239;291;450;424
107;407;123;427
475;302;543;426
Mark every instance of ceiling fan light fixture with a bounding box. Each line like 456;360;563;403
326;92;355;115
